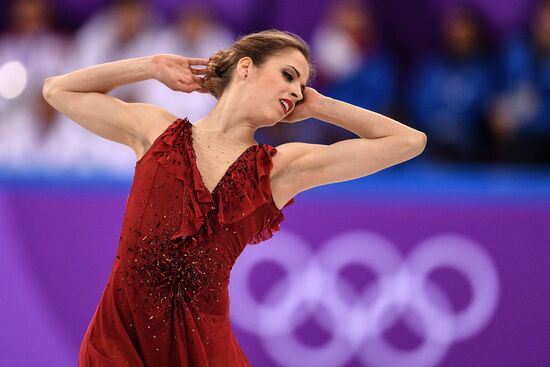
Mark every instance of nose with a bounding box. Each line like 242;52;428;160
291;90;303;104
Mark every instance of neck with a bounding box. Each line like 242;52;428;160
194;89;259;146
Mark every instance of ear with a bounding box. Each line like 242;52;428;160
236;56;252;80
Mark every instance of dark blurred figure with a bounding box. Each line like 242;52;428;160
311;0;397;144
0;0;70;168
489;0;550;165
407;4;496;163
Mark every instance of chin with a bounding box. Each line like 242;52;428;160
260;110;284;125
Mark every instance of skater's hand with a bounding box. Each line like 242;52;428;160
280;87;324;123
150;54;209;93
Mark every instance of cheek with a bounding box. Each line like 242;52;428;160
252;85;274;103
259;74;283;91
248;77;282;106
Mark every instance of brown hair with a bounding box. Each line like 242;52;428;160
203;29;316;99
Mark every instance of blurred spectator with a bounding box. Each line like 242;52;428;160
489;0;550;165
135;3;234;123
0;0;70;169
310;0;397;144
70;0;163;102
407;4;496;162
0;0;547;174
39;0;164;174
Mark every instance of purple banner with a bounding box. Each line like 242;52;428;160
1;175;549;366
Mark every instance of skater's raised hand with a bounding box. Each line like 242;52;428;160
150;54;209;93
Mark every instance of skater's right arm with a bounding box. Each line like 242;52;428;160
42;55;208;158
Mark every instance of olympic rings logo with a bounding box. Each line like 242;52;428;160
230;231;500;367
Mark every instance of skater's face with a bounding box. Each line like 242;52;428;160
233;48;310;125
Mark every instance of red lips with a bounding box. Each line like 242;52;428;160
279;98;294;114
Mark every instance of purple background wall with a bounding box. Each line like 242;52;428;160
2;161;550;366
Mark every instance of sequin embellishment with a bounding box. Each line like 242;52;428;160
126;235;229;320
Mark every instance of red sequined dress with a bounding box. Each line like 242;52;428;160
78;117;295;366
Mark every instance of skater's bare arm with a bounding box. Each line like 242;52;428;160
273;88;427;199
42;55;208;156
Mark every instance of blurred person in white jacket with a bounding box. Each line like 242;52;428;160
134;3;235;123
0;0;70;170
311;0;376;87
42;0;164;175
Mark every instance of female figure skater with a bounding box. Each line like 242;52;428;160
43;29;426;366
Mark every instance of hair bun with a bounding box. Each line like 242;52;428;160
204;49;233;98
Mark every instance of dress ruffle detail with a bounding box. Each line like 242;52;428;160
247;199;294;245
248;145;295;245
150;118;207;241
151;118;294;244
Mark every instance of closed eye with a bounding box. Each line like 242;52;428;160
283;69;305;103
282;70;294;81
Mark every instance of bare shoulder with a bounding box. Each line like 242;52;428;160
270;135;426;209
43;83;178;157
132;104;178;161
270;141;327;210
270;142;327;178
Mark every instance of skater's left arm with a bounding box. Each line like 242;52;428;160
273;88;427;195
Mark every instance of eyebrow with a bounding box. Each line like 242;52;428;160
286;64;302;78
285;64;307;91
